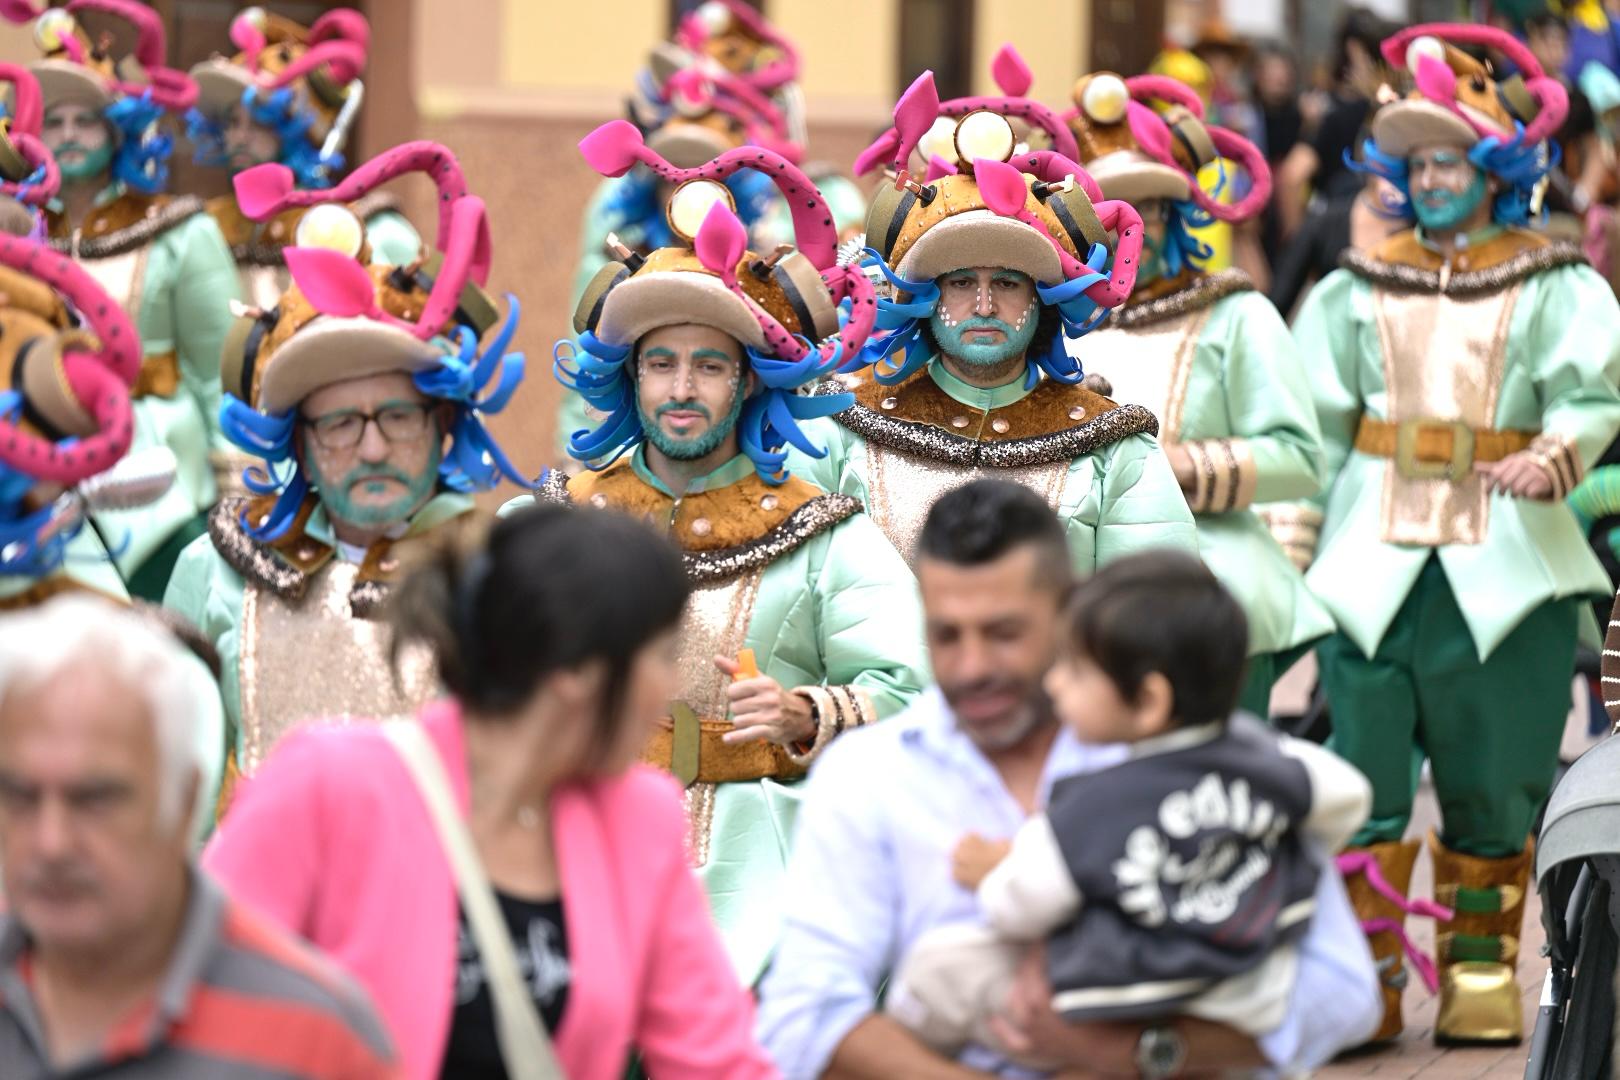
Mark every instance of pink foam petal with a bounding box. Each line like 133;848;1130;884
991;44;1032;97
1414;53;1457;105
925;154;957;181
853;129;900;176
694;200;747;279
233;163;295;219
284;247;379;319
893;71;941;162
1125;100;1175;164
230;12;266;58
0;64;41;134
974;158;1028;217
578;120;646;178
0;1;42;22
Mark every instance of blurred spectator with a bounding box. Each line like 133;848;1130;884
756;480;1380;1079
1565;0;1620;82
1254;43;1306;265
1269;7;1406;315
0;595;398;1079
206;506;777;1080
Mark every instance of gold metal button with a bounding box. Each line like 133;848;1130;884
760;495;779;511
1069;406;1087;421
991;417;1010;434
589;493;607;508
379;556;399;573
950;415;970;429
690;517;713;537
880;396;898;410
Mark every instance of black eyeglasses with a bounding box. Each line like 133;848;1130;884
301;403;432;450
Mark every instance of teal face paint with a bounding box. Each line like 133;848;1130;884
307;440;442;529
930;269;1041;368
637;389;745;461
57;139;113;182
1411;155;1488;231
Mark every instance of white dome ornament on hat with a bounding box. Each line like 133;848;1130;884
556;120;878;480
846;69;1145;389
219;141;539;540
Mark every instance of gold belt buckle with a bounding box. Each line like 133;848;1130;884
1395;419;1475;481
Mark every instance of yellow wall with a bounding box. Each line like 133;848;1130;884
766;0;897;122
972;0;1088;100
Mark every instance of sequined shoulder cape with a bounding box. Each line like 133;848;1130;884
812;369;1159;469
46;192;207;259
1110;267;1254;331
568;461;861;586
1340;227;1587;297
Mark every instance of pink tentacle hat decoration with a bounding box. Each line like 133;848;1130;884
64;0;197;111
1371;23;1567;158
580;118;837;269
236;141;489;343
853;47;1081;177
1062;70;1271;224
0;65;59;208
0;234;140;484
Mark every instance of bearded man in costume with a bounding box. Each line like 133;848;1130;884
164;142;540;790
521;121;926;986
1292;24;1620;1046
186;5;419;312
558;0;864;461
789;70;1197;569
1062;70;1333;716
17;1;240;600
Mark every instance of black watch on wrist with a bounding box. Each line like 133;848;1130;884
1135;1024;1188;1080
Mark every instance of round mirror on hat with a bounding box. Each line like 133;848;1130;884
665;178;737;243
953;109;1016;165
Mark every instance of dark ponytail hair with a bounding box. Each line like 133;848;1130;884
391;504;690;743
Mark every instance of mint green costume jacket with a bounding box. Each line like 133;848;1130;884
501;451;927;984
164;491;477;773
48;186;240;576
1293;229;1620;660
1080;270;1334;656
787;360;1199;570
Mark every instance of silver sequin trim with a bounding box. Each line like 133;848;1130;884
1112;268;1253;330
207;497;309;603
1340;241;1586;296
811;380;1160;468
51;195;207;259
683;494;860;585
529;468;574;505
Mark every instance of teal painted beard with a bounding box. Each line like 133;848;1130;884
929;309;1040;368
1413;169;1488;231
638;391;745;461
308;442;442;529
57;140;112;182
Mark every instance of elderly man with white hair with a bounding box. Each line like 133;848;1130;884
0;595;399;1078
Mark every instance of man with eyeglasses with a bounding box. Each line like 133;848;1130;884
162;142;537;804
1288;25;1620;1045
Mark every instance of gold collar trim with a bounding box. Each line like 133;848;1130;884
817;371;1159;468
1114;268;1253;330
48;194;205;259
1342;234;1586;296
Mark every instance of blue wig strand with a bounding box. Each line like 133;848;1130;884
225;298;533;538
186;86;344;188
104;92;172;194
1159;201;1216;278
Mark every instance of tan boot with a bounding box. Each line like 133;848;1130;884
1339;839;1423;1043
1429;832;1533;1045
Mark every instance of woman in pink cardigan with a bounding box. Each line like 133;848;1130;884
205;504;779;1080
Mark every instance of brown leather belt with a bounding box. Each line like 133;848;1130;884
641;706;808;787
1354;417;1537;481
133;351;181;399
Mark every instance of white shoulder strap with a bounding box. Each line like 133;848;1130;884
382;720;565;1080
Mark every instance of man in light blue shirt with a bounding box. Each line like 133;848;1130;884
756;480;1381;1078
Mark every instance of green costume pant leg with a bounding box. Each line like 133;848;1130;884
1324;556;1579;857
1238;639;1322;720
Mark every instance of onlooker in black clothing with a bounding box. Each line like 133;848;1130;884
1254;44;1305;266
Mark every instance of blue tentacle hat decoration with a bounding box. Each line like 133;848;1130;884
557;121;879;483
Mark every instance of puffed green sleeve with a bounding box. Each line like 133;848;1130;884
164;213;241;451
1181;291;1325;509
363;208;422;268
1091;432;1200;568
788;514;929;763
1514;264;1620;497
782;413;863;501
